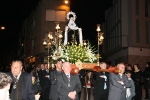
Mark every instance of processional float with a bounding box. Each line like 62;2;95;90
51;11;120;75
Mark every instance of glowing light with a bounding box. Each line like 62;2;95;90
1;26;5;30
64;0;68;4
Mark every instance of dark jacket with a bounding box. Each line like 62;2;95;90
143;67;150;88
32;80;42;95
7;72;35;100
93;72;109;95
49;70;62;100
57;73;81;100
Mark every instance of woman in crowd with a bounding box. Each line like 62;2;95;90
31;71;41;100
133;64;142;100
143;62;150;99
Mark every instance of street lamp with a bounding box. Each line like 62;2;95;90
0;26;5;30
43;22;63;70
43;32;53;70
96;24;104;65
64;0;69;4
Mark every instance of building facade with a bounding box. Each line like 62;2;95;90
104;0;150;69
18;0;70;65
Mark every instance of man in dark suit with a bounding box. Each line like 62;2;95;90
49;59;62;100
93;62;109;100
57;62;81;100
38;63;50;100
78;69;85;100
108;63;131;100
37;64;45;88
7;60;35;100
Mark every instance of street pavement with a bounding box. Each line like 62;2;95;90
80;87;147;100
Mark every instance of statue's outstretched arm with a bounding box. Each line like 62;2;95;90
64;26;69;45
78;28;83;45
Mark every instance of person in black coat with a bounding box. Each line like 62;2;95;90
31;71;41;94
38;63;50;100
49;59;62;100
31;71;41;100
93;62;109;100
143;62;150;99
7;60;35;100
133;64;143;100
78;69;86;100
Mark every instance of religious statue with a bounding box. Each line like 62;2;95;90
64;11;83;45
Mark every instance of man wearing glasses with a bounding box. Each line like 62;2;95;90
7;60;35;100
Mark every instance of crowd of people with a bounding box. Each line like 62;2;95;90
0;59;150;100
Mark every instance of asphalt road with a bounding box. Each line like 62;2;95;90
80;87;147;100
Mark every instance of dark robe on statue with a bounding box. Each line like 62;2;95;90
65;29;80;44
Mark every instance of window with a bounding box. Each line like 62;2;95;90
118;23;121;45
32;39;34;50
136;20;140;43
136;0;140;15
145;0;149;17
146;21;150;44
46;10;66;22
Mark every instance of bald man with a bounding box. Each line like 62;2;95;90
56;62;81;100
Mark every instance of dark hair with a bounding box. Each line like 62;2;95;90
146;62;150;67
31;71;37;79
99;62;106;67
125;70;132;74
11;60;23;66
54;59;62;64
0;72;12;89
133;64;140;70
127;64;132;67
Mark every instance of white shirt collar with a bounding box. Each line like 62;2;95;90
65;73;70;77
13;72;22;80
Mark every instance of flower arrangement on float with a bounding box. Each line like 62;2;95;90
51;41;98;64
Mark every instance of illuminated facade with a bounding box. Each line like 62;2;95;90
104;0;150;69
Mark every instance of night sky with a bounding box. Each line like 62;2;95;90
0;0;112;67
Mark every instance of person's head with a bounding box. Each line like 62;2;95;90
134;64;140;71
40;64;45;69
87;71;92;77
125;71;132;78
0;72;12;100
100;62;107;69
31;71;37;81
146;62;150;68
11;60;23;76
127;65;132;71
55;59;62;71
117;63;125;74
62;62;71;74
